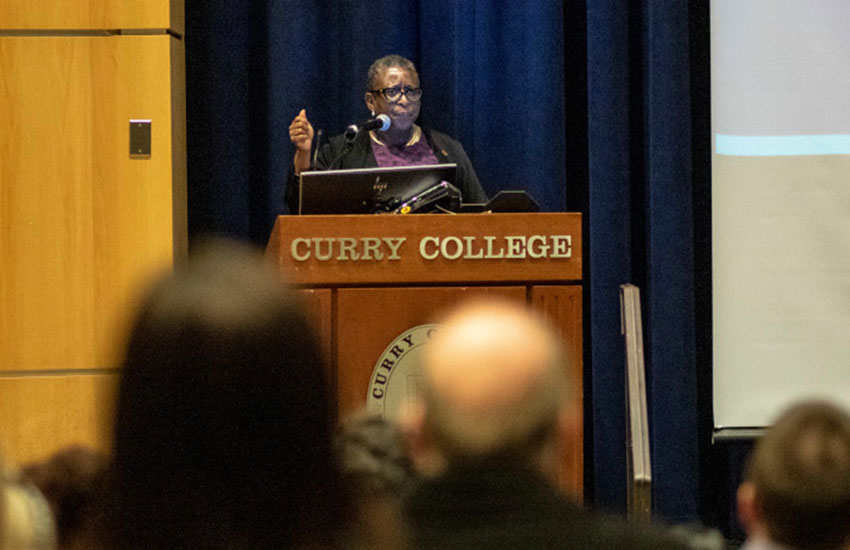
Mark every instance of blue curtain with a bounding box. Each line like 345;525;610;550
587;0;702;523
187;1;566;244
185;0;711;527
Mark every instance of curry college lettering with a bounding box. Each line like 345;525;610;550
290;234;572;262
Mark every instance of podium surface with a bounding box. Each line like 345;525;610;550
267;212;583;495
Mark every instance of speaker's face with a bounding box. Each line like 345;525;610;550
366;67;421;134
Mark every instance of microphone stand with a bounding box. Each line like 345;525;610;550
326;128;359;170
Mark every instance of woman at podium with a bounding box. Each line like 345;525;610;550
286;54;487;213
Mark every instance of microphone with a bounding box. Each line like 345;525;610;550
344;114;391;141
311;129;323;169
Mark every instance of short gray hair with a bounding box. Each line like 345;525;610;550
366;55;418;91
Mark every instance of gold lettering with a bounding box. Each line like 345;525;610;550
550;235;572;258
484;236;505;259
463;236;484;259
527;235;550;259
420;236;439;260
383;237;406;260
291;238;311;261
337;238;360;261
361;237;384;261
505;236;527;259
440;237;463;260
312;238;333;261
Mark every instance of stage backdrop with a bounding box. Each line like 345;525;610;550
185;1;566;243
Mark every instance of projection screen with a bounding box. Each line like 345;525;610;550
712;0;850;428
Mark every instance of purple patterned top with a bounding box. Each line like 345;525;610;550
370;131;439;167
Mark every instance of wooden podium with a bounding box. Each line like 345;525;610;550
266;212;583;495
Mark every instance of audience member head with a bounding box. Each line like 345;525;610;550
404;297;578;480
21;445;108;550
1;448;56;549
109;239;343;549
335;411;416;550
336;411;416;499
737;400;850;550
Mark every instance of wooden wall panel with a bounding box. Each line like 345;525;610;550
0;31;185;462
0;374;118;464
0;0;184;33
0;35;180;371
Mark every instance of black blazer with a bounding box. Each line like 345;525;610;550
406;464;694;550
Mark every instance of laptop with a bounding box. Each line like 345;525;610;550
298;164;458;215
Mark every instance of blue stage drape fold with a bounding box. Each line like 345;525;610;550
186;0;704;525
587;0;635;516
586;0;700;522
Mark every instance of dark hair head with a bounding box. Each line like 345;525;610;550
21;445;108;548
366;55;418;91
746;400;850;550
335;411;416;499
110;239;342;549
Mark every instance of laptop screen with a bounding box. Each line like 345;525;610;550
298;164;457;215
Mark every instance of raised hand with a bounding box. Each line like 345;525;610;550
289;109;314;152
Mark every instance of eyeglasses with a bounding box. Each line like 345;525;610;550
369;86;423;102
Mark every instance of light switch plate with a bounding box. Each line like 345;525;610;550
129;119;151;159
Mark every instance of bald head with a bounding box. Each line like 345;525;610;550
418;297;574;466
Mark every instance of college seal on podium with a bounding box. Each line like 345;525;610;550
366;324;440;420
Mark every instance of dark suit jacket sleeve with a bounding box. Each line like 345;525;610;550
425;129;488;204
